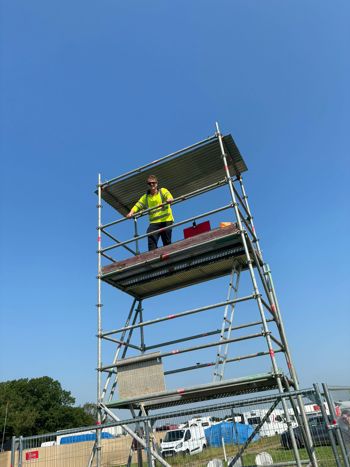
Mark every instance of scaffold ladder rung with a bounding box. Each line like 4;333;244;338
213;265;241;382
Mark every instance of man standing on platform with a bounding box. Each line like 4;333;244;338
126;175;174;251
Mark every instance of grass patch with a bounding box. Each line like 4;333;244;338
118;435;344;466
143;436;340;466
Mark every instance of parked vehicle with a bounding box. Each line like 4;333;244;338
281;415;331;449
236;409;298;437
41;426;122;447
186;416;220;429
155;424;179;432
160;423;206;457
57;431;114;445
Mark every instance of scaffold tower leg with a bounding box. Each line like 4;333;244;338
225;161;318;467
215;122;314;467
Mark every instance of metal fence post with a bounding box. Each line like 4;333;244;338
322;383;350;467
10;436;17;467
313;384;342;467
18;436;23;467
143;420;154;467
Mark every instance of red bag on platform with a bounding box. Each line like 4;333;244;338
183;221;211;239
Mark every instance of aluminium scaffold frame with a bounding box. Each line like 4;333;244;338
93;123;319;467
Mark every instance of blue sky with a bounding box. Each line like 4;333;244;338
1;0;349;406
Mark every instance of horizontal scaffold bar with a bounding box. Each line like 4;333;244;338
145;318;274;351
101;294;257;338
102;335;142;351
100;176;233;231
100;332;265;371
100;203;233;254
164;349;283;375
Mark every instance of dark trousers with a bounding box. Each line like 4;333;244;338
147;221;173;251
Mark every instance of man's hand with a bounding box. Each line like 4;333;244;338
126;212;134;218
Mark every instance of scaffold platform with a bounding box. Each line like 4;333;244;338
106;373;288;410
101;224;261;298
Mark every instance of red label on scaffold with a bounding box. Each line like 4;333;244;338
26;451;39;460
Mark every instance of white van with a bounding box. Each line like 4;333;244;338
187;416;219;429
241;409;298;437
160;423;207;457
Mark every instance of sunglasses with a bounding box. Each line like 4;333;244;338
148;181;157;185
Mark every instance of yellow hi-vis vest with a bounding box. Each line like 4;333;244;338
132;188;174;223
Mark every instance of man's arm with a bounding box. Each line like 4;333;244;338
126;208;136;218
163;188;173;204
126;194;147;218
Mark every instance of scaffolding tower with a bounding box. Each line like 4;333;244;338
94;123;318;467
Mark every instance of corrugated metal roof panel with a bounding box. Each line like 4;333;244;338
120;255;247;299
101;134;247;215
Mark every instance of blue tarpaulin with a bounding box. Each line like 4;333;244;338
205;422;259;447
59;432;114;445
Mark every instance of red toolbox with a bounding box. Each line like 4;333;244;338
183;221;211;239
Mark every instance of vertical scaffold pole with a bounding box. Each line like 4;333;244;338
215;122;281;381
263;263;299;385
138;301;145;353
237;175;318;465
96;174;102;467
237;175;263;255
238;175;300;387
134;218;140;255
215;121;304;467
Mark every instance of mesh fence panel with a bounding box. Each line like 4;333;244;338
9;388;350;467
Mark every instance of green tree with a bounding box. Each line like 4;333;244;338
0;377;95;443
82;402;98;419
